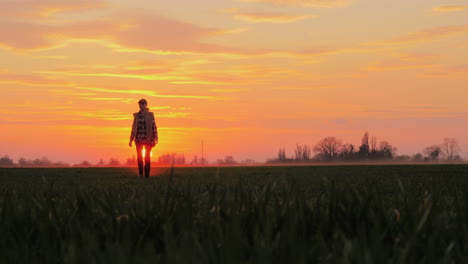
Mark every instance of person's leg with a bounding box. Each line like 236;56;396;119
136;143;144;178
144;144;153;178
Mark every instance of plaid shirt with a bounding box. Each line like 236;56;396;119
135;112;157;144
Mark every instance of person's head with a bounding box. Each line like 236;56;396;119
138;98;148;111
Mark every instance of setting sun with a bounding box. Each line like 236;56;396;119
141;148;153;159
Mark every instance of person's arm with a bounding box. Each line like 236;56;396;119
152;117;158;144
129;115;136;147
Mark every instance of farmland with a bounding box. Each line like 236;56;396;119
0;165;467;263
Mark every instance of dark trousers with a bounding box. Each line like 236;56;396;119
136;143;153;178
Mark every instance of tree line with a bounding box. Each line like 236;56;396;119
268;132;463;163
0;153;242;167
0;154;188;168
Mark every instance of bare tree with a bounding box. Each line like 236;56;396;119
424;145;441;161
294;144;303;161
302;145;311;161
217;156;237;165
313;137;343;160
379;141;397;159
412;153;423;162
293;144;311;161
191;155;199;165
340;143;355;160
18;157;28;167
440;137;461;161
157;153;186;165
359;131;370;158
277;148;286;161
370;136;377;152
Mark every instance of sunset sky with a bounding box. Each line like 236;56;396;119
1;0;468;164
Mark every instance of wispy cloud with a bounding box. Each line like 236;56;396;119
0;8;384;58
371;25;468;45
364;53;440;72
432;5;468;12
0;0;108;20
75;87;219;100
0;10;264;55
38;60;299;85
365;60;437;72
272;85;342;90
209;88;249;93
0;71;70;86
423;64;468;79
233;13;316;23
39;70;192;81
218;8;241;13
237;0;351;8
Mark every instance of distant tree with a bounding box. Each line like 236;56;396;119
440;137;461;161
97;159;106;167
277;148;287;161
157;153;186;165
200;157;208;165
378;141;397;159
424;145;441;161
313;137;343;160
339;143;356;160
18;157;29;167
75;160;92;167
241;159;256;165
294;144;303;161
30;157;52;167
302;145;311;161
217;156;237;165
225;156;236;165
412;153;423;162
0;155;14;167
179;154;186;165
358;132;370;159
370;136;377;152
395;155;411;161
108;158;120;167
126;156;136;166
52;161;69;167
191;155;199;165
294;144;311;161
32;159;42;167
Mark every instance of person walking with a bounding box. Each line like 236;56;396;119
129;99;158;178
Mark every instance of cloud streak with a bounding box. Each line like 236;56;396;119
75;87;219;100
433;5;468;12
0;71;70;86
364;53;440;72
238;0;350;8
0;7;385;58
0;0;108;20
233;13;316;23
371;25;468;45
0;10;264;55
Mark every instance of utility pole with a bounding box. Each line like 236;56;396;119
202;140;204;165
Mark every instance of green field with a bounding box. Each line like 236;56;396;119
0;165;467;263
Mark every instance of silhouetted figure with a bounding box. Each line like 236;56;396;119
129;99;158;178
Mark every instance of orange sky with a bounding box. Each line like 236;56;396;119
1;0;468;164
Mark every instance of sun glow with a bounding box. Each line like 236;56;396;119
142;147;153;159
